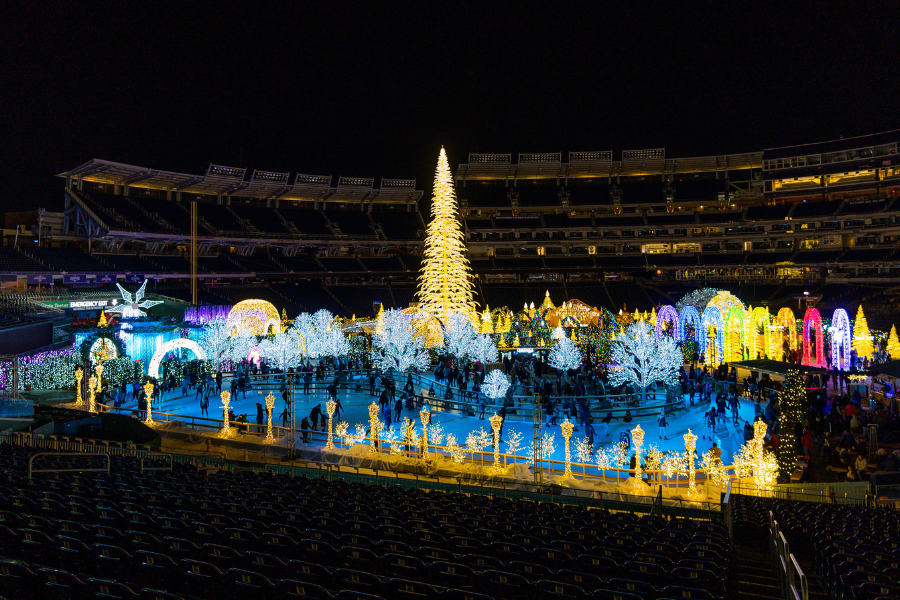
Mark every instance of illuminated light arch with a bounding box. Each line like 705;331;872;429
706;291;745;319
701;305;725;366
89;337;119;364
678;305;702;344
149;339;207;379
775;307;798;359
724;306;746;363
226;300;281;337
830;308;852;370
745;307;772;360
656;305;680;340
802;308;825;367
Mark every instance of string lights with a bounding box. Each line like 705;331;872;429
265;392;275;442
143;382;155;425
631;424;645;490
416;147;476;321
560;419;574;478
489;413;503;472
325;399;336;450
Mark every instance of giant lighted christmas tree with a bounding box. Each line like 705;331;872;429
417;147;475;322
777;368;805;481
888;325;900;360
852;305;874;360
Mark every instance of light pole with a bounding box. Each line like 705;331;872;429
560;418;574;479
489;412;503;472
143;382;155;425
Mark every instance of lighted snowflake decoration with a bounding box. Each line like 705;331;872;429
105;281;163;318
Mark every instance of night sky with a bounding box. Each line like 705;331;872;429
5;3;899;212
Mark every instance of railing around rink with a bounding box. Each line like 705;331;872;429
770;511;809;600
0;430;727;519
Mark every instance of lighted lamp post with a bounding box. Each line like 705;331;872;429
489;413;503;472
87;376;97;414
265;392;275;442
325;399;336;450
560;419;574;478
420;408;431;460
92;363;105;413
74;367;84;407
684;429;698;497
143;382;155;425
631;424;645;490
220;391;233;437
369;402;380;453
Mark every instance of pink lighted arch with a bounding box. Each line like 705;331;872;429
803;308;825;367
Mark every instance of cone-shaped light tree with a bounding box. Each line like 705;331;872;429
417;148;475;323
777;368;805;481
853;305;874;360
888;325;900;360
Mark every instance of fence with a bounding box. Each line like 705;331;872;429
730;480;869;505
770;512;809;600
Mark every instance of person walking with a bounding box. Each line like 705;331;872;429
586;419;596;452
602;411;614;437
383;402;392;430
394;397;402;422
704;407;716;440
479;397;487;420
657;409;668;440
309;404;323;431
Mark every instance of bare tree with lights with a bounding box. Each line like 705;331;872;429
470;334;499;365
199;319;232;371
416;148;476;322
609;320;682;405
443;311;477;361
548;336;583;376
370;309;429;373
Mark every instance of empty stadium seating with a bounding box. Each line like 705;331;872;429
0;248;50;272
0;442;730;600
370;210;424;240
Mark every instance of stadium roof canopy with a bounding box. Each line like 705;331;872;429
456;149;763;181
58;159;422;204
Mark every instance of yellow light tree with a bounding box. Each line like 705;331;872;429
853;305;874;360
416;147;475;322
888;325;900;359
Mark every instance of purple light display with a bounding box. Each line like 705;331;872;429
656;305;680;340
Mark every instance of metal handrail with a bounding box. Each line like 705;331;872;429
140;452;173;472
28;452;110;479
770;513;809;600
789;554;809;600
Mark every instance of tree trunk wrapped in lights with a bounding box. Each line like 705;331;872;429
560;419;574;478
265;392;276;442
416;148;475;322
489;413;503;472
220;391;233;437
325;399;336;450
777;368;805;481
143;382;155;425
74;367;84;407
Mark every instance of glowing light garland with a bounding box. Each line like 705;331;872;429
560;419;574;478
655;305;680;340
74;367;83;407
265;392;275;442
489;413;503;472
220;391;233;438
325;399;336;450
831;309;852;370
143;382;155;425
683;429;698;497
631;424;645;490
802;308;825;367
416;148;476;321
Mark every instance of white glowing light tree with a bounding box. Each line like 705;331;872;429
227;330;257;365
416;148;476;322
199;319;233;371
444;311;477;361
294;309;347;360
470;334;499;365
482;369;510;400
258;328;303;372
548;336;583;373
371;309;429;372
609;320;683;404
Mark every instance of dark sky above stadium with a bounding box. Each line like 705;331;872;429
5;3;899;212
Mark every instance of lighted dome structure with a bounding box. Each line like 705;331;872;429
226;300;281;336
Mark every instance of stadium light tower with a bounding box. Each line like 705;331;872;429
416;147;475;322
